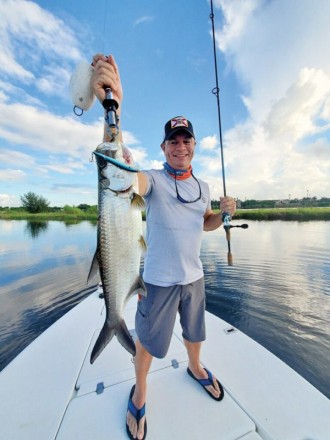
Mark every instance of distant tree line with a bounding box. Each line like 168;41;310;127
1;192;330;213
211;197;330;210
0;192;98;214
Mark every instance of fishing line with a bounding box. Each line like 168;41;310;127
101;0;107;55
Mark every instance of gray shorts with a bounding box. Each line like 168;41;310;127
135;277;206;358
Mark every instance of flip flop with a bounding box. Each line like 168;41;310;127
187;367;224;401
126;385;147;440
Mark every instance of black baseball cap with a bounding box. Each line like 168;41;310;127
163;116;195;141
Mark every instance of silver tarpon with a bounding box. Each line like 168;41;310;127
88;141;146;364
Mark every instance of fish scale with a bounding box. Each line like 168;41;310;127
88;142;146;364
98;192;141;310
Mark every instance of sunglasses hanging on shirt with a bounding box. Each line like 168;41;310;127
163;162;202;204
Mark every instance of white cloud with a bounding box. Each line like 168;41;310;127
134;16;154;27
0;0;82;100
200;135;219;151
0;79;45;107
122;131;140;145
210;0;330;199
1;0;329;205
0;148;36;167
213;0;261;52
307;138;330;160
129;147;162;170
0;168;26;181
0;102;103;159
215;0;330;122
44;161;87;175
36;65;72;100
51;183;95;195
0;193;19;207
264;68;330;144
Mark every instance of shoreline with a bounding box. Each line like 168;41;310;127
233;207;330;221
1;207;330;222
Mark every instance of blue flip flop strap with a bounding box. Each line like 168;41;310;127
128;399;146;422
93;151;140;173
197;368;214;387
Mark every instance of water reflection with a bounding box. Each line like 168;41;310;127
62;219;97;227
25;220;49;238
0;284;96;368
201;220;330;397
0;219;329;399
0;220;99;369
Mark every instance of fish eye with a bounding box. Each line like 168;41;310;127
96;156;107;168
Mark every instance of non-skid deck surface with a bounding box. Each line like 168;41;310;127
57;338;258;439
1;289;329;440
56;293;260;439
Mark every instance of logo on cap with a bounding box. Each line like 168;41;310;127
170;117;189;129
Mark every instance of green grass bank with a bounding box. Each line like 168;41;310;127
1;207;330;222
233;207;330;221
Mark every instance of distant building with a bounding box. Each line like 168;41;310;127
275;199;290;207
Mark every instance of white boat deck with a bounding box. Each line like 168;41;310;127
0;289;329;440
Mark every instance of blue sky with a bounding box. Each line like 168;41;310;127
0;0;329;207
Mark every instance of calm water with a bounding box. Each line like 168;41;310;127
0;219;329;398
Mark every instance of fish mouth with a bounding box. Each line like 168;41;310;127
110;186;134;197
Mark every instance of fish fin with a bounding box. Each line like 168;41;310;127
124;275;147;306
116;320;136;356
131;193;145;210
87;250;99;284
90;320;136;364
138;275;148;297
139;235;147;252
124;275;147;305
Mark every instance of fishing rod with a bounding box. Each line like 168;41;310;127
209;0;248;266
103;87;120;142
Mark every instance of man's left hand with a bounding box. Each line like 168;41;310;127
220;196;236;217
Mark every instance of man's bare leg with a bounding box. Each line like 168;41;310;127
126;339;152;439
184;339;221;399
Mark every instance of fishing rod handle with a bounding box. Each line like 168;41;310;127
103;88;119;109
221;211;233;265
224;226;231;242
103;87;119;139
222;211;231;226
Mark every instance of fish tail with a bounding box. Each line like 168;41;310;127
90;322;116;364
90;319;136;364
116;319;136;357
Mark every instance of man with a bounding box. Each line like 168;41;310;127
91;54;236;440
